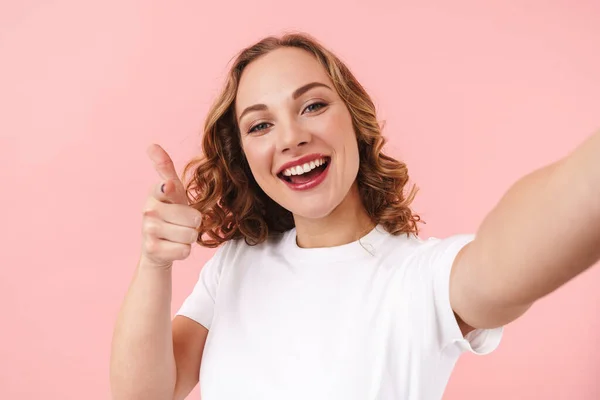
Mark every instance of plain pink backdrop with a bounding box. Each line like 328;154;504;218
1;1;599;399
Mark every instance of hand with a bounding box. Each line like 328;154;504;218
140;144;201;270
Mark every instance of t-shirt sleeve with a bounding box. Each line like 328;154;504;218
417;234;503;357
175;243;228;329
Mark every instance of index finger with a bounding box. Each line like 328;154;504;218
147;144;182;182
153;179;188;205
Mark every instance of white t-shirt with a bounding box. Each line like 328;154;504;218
176;225;503;400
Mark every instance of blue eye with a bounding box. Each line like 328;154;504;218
247;103;327;133
248;122;271;133
304;102;327;113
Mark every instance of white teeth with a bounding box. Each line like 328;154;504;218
281;157;327;177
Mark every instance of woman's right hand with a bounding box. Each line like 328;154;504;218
140;144;202;270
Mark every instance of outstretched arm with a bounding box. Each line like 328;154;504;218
450;130;600;329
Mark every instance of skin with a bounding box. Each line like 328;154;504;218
235;47;375;248
111;146;206;400
451;133;600;329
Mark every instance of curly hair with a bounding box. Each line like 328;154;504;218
183;32;423;247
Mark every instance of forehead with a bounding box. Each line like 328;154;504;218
235;47;331;112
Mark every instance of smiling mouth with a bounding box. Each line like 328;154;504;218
277;157;330;185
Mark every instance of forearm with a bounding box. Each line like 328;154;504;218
110;260;176;400
471;131;600;308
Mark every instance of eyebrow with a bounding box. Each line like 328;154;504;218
238;82;332;123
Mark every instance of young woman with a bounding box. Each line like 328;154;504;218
110;33;600;400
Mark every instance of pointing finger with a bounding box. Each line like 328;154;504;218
147;144;183;184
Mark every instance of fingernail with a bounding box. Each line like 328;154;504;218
160;183;165;193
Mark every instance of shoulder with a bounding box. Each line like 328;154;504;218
374;230;435;259
405;233;476;263
374;231;476;280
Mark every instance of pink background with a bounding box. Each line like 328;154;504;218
1;1;599;399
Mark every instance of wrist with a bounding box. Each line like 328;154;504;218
138;255;174;273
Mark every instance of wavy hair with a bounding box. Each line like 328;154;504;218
183;32;422;247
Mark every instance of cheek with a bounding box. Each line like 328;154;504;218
242;140;274;179
315;112;351;146
325;113;359;158
332;114;360;172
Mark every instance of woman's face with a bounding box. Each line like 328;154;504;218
235;47;360;219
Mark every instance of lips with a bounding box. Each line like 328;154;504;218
276;154;331;191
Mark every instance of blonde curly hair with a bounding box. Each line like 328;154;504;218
183;32;422;247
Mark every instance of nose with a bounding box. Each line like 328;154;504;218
276;119;311;153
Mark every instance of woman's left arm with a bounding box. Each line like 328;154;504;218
451;130;600;329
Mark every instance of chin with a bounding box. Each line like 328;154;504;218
283;198;341;220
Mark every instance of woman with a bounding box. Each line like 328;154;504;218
110;33;600;400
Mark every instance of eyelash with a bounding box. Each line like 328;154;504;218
247;102;328;134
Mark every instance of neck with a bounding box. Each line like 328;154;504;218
293;183;375;248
